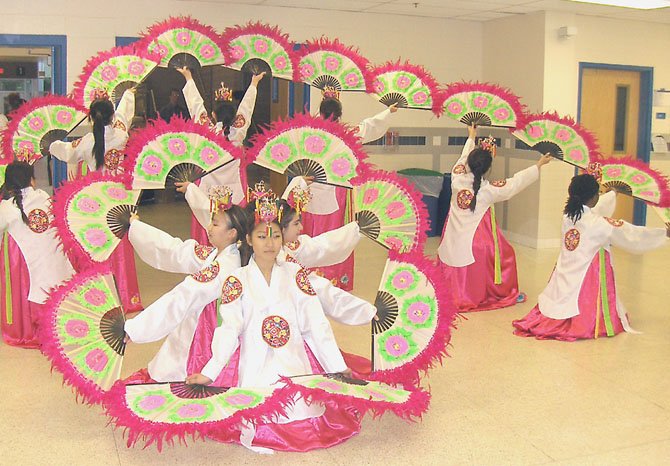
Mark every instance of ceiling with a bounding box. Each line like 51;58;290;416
180;0;670;24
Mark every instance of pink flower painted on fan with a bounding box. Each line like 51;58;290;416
396;75;411;90
363;188;379;204
28;117;44;132
56;110;73;125
230;45;245;61
569;149;585;163
385;201;406;219
631;174;648;185
392;270;414;289
373;79;385;94
168;138;187;156
556;128;571;142
106;186;128;201
304;135;325;154
274;55;287;70
406;301;430;325
84;288;107;306
324;56;340;72
384;236;404;250
200;44;216;60
177;404;206;419
473;95;489;109
18;140;34;151
65;319;90;338
176;31;192;47
253;39;269;55
101;65;119;82
225;393;254;407
528;125;544;139
77;196;101;214
316;381;345;392
127;61;145;76
270;143;290;163
385;335;409;357
141;155;163;176
85;228;109;248
200;147;220;165
154;44;169;58
413;91;427;104
300;63;315;78
138;395;166;411
85;348;109;372
640;190;655;198
494;107;510;120
605;167;622;179
361;388;388;401
331;158;352;178
447;101;462;115
344;73;359;87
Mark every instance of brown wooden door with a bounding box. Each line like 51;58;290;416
580;68;642;221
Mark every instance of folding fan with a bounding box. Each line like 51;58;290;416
104;381;289;450
368;61;443;115
352;169;429;253
281;373;430;420
512;113;599;168
441;81;525;128
295;38;370;92
123;117;243;189
597;156;670;207
72;45;160;108
370;251;456;385
652;206;670;223
138;16;226;69
248;113;369;188
40;266;126;404
221;22;296;80
1;96;88;162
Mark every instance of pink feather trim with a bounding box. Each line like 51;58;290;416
368;60;444;115
221;21;296;65
103;381;295;451
294;37;373;89
369;250;458;386
441;81;527;129
39;263;118;405
595;154;670;207
2;95;87;159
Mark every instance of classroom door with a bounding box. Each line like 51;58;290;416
580;68;642;222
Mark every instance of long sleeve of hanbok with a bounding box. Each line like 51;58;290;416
592;191;617;217
182;79;209;125
290;222;361;268
227;84;257;146
609;221;668;254
184;183;211;229
310;274;376;325
488;165;539;203
452;137;475;174
113;90;135;131
48;133;93;164
201;298;244;382
128;220;211;273
357;109;392;144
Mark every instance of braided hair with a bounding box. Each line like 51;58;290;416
3;161;34;225
89;98;115;170
466;147;493;212
564;174;599;224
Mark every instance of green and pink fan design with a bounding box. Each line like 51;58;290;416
441;82;524;128
40;266;127;404
652;206;670;223
512;113;599;168
295;38;370;92
597;156;670;207
370;251;456;385
104;381;290;450
368;61;443;115
72;45;160;108
221;22;296;80
248;113;369;188
53;172;141;265
352;169;429;253
2;95;87;163
123;117;243;189
138;16;226;70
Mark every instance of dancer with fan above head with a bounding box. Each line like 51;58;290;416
48;88;142;312
174;66;265;244
438;124;552;313
513;173;670;341
0;161;74;347
123;185;249;384
186;187;360;454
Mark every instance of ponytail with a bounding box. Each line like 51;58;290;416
224;204;252;266
88;99;115;170
4;161;34;225
564;174;600;224
467;148;493;212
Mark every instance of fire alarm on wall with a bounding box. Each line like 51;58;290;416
558;26;578;39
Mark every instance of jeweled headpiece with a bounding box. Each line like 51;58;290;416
286;185;312;216
321;85;341;101
479;135;497;158
586;162;602;183
89;88;110;102
208;185;233;214
15;147;39;165
215;82;233;102
247;181;282;235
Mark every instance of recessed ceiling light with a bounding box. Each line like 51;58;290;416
566;0;670;9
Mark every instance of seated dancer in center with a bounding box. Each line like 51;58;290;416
186;189;361;453
437;124;552;312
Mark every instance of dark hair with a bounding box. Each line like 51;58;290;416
215;204;252;265
319;98;342;121
3;161;35;224
213;101;236;137
277;199;298;231
6;93;26;115
466;148;493;212
564;174;599;224
89;98;115;170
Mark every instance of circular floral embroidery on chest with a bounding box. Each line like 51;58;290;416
564;228;580;251
491;179;507;187
104;149;123;172
190;262;220;283
27;208;49;233
453;164;466;175
261;315;290;348
221;275;243;304
232;114;246;129
295;269;316;295
194;244;215;261
285;240;300;251
456;189;474;210
605;217;624;227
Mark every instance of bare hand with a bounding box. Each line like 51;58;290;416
129;213;139;224
123;332;131;343
388;102;399;113
174;181;191;193
185;373;213;385
537;154;553;168
467;123;477;139
341;367;353;378
303;176;315;186
251;71;267;86
127;87;137;94
177;66;192;81
67;162;79;181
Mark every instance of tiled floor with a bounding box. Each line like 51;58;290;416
1;200;669;465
